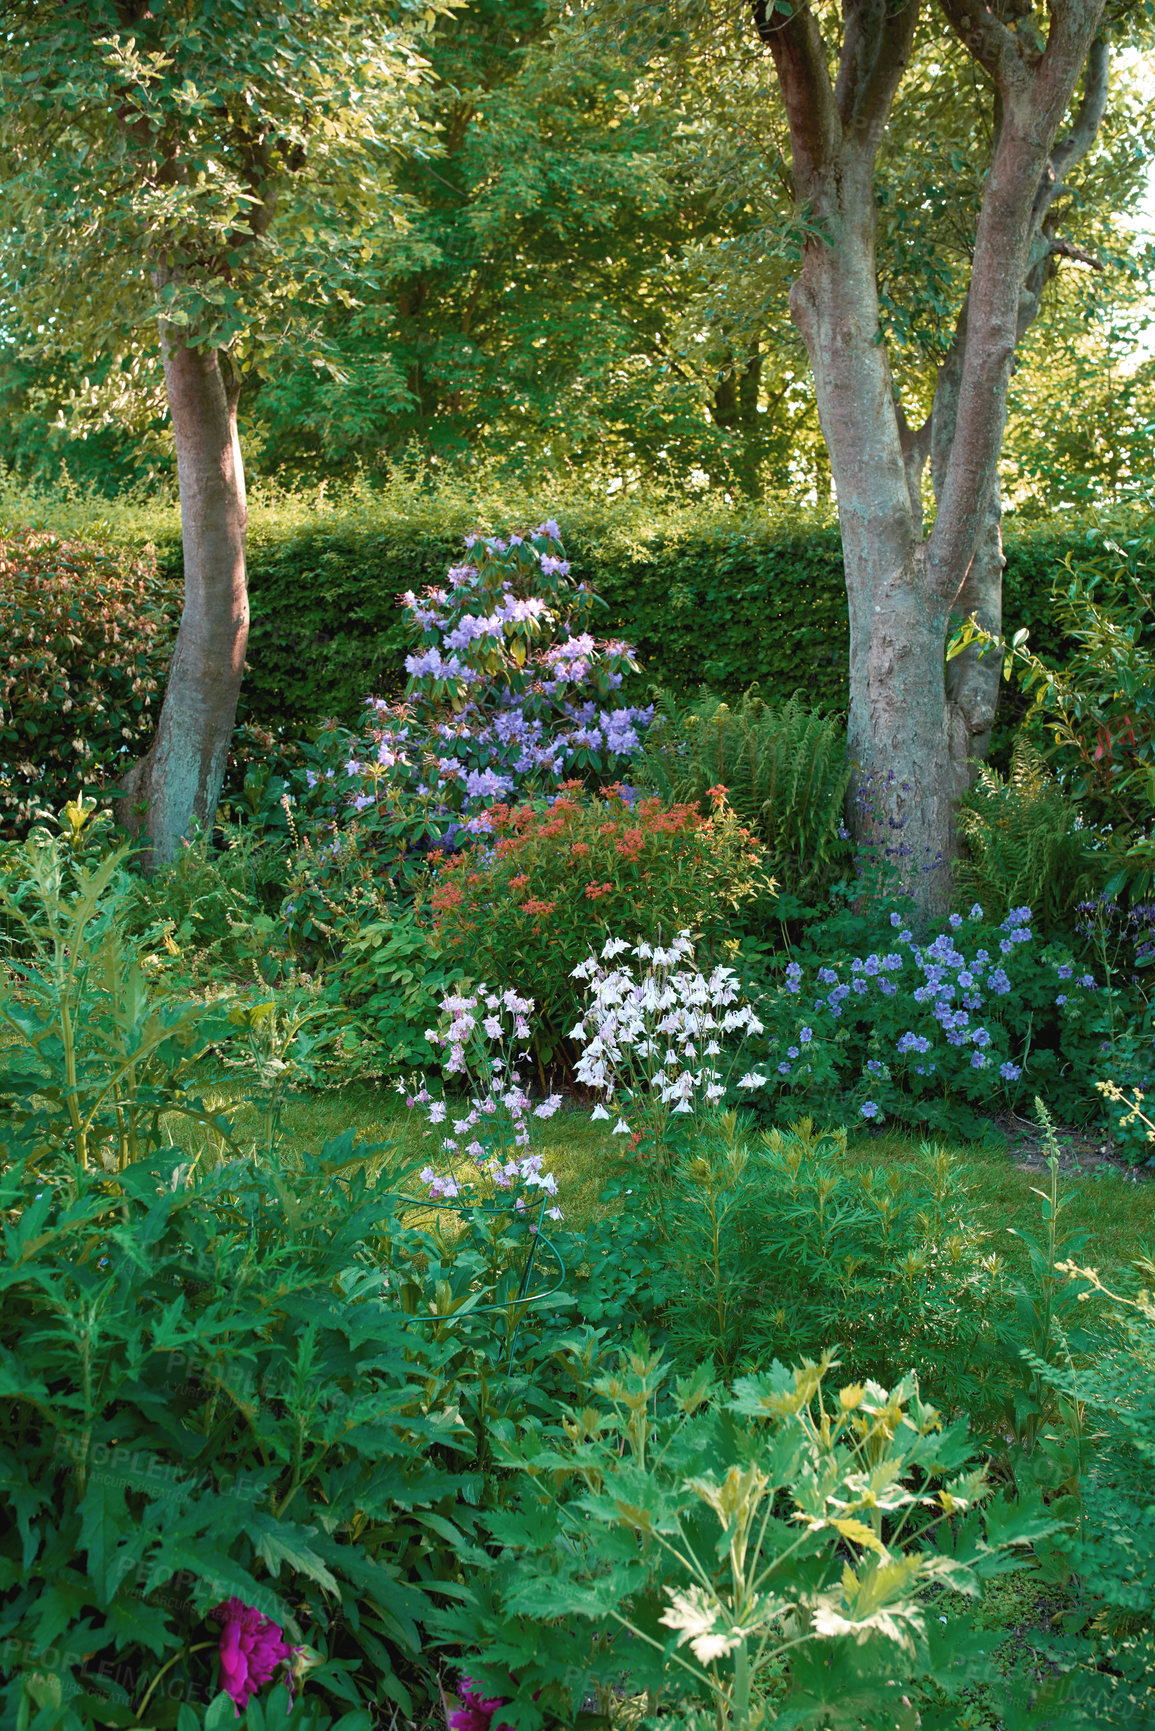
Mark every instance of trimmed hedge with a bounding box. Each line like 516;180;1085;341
5;476;1137;745
150;508;1123;738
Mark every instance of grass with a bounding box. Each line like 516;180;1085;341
858;1127;1153;1280
215;1083;1154;1281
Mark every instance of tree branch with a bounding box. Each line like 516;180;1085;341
1048;234;1104;268
927;0;1106;600
1030;31;1108;231
835;0;921;151
1051;32;1109;178
750;0;840;198
936;0;1022;88
1034;0;1108;122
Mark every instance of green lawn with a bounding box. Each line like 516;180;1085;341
217;1084;1153;1281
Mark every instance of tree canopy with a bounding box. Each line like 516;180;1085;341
3;1;1149;505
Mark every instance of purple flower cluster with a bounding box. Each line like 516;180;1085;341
303;526;654;858
407;987;563;1217
758;901;1103;1122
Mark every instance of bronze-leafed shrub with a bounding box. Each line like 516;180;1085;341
0;529;178;834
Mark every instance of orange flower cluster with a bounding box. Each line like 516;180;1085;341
426;784;767;1072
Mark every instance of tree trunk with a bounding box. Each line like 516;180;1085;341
931;328;1005;795
792;176;957;913
756;0;1106;918
118;331;249;868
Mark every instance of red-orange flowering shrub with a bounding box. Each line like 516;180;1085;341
0;529;178;834
427;784;770;1070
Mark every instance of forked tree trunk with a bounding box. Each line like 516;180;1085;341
788;141;960;904
756;0;1107;918
118;330;249;869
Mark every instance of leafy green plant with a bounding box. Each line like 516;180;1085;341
988;1103;1095;1465
0;810;232;1174
952;523;1155;896
0;800;342;1172
121;822;285;983
637;689;852;898
435;1337;1056;1729
0;1135;537;1729
0;1110;649;1727
654;1117;1007;1404
334;898;458;1073
0;527;178;836
955;739;1104;932
1070;905;1155;1162
1021;1262;1155;1728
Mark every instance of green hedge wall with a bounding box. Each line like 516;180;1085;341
150;508;1113;737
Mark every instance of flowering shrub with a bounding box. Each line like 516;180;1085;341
289;521;654;892
570;929;766;1153
743;902;1112;1136
428;785;770;1069
0;528;177;834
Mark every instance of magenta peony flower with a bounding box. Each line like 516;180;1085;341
447;1676;514;1731
211;1597;292;1713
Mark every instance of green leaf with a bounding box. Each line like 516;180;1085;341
249;1513;340;1594
103;1591;173;1657
80;1474;133;1603
204;1692;238;1731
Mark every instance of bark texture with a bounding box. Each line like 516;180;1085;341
117;331;249;868
933;35;1110;799
754;0;1107;915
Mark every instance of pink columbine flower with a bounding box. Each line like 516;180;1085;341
211;1598;292;1714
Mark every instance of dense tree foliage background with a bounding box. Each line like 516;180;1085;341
2;1;1150;511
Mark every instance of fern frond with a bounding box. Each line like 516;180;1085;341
636;688;851;895
955;738;1105;928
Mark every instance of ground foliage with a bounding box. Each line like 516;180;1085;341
2;784;1155;1725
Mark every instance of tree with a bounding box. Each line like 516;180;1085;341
763;0;1110;909
243;0;746;485
0;1;451;864
582;1;1154;911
